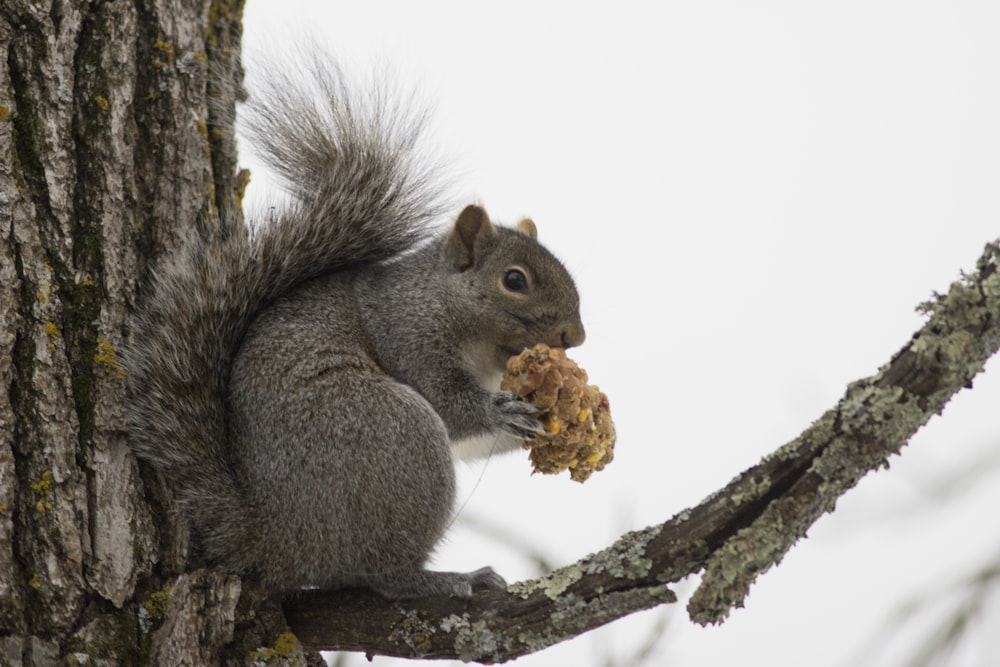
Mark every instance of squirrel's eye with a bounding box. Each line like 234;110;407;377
503;268;529;293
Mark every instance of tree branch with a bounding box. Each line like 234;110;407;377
284;241;1000;663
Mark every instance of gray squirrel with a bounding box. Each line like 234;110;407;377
125;56;585;599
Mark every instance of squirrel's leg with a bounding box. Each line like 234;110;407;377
343;377;507;599
365;565;507;599
301;365;505;599
232;339;508;598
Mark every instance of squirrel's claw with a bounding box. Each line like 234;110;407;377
469;566;508;592
492;391;546;438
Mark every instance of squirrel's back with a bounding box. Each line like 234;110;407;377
125;54;445;574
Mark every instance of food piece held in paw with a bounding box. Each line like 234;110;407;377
500;343;615;482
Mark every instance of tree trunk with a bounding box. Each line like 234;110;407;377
0;1;313;664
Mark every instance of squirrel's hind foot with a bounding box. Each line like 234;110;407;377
366;566;507;599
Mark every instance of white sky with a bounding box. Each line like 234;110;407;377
240;3;1000;666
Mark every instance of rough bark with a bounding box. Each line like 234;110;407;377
2;1;999;666
0;1;309;665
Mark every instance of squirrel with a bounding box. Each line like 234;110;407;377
124;56;586;600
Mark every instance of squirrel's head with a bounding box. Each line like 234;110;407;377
443;204;585;369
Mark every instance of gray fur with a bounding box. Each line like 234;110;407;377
125;56;584;599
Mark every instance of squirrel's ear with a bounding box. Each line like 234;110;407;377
447;204;496;270
515;218;537;239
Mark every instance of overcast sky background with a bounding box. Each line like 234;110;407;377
240;3;1000;665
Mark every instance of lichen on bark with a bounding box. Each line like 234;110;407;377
0;0;282;664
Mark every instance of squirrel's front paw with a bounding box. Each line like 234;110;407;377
491;391;544;438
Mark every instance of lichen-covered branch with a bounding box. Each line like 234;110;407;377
688;240;1000;623
284;240;1000;662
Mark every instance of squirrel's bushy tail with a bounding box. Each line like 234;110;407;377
125;53;444;571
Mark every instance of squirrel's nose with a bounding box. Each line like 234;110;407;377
561;320;586;348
